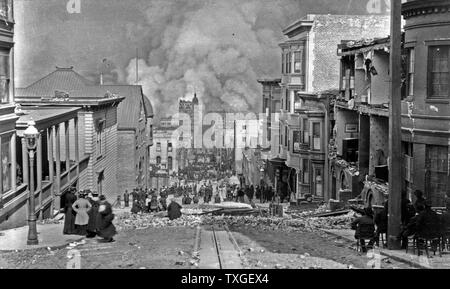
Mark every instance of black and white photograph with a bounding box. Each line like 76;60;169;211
0;0;450;275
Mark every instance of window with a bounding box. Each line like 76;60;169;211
425;145;448;207
156;142;161;152
314;167;323;197
168;142;173;152
285;52;290;74
0;50;10;104
406;48;415;97
282;53;285;74
288;52;292;74
285;90;289;111
97;172;104;195
156;156;161;165
302;159;309;184
303;120;310;145
284;127;288;147
312;122;321;151
149;125;153;138
428;46;450;99
0;0;10;20
294;91;302;112
294;50;304;74
293;130;301;154
1;136;11;193
168;157;173;171
96;120;105;158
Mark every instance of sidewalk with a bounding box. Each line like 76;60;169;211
323;229;450;269
0;222;83;252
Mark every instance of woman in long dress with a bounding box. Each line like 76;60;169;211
97;196;117;242
72;192;92;236
86;191;100;238
62;188;78;235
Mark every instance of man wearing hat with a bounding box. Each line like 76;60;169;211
416;199;440;239
124;190;130;208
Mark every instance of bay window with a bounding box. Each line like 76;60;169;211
0;0;10;21
0;50;10;104
302;159;309;184
407;48;415;97
303;120;309;145
312;122;321;151
425;145;448;207
428;46;450;99
1;136;11;193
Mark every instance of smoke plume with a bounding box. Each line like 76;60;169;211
126;0;306;116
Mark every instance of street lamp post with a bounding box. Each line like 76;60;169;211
23;120;40;245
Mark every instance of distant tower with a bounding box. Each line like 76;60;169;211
192;92;199;105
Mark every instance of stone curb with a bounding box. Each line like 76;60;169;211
0;236;85;253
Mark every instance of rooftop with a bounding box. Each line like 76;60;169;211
101;85;153;130
16;106;81;135
15;67;125;106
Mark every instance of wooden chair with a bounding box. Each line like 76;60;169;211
356;237;376;253
416;236;442;257
405;235;418;255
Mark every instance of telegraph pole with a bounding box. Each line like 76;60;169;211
388;0;403;250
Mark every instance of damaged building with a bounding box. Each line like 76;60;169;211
331;37;391;207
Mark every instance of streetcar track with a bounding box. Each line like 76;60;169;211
211;225;223;269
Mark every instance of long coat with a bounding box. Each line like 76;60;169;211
87;198;100;232
63;191;77;235
168;201;182;221
72;198;92;226
97;202;117;239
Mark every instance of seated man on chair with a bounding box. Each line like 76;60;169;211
351;207;376;253
374;201;388;247
416;199;441;252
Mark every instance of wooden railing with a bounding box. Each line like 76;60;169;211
0;158;89;223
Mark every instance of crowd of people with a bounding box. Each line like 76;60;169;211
61;188;117;243
351;189;450;253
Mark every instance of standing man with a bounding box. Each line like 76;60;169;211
168;199;182;220
124;190;130;208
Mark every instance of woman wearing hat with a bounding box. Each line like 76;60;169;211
97;195;117;242
86;191;100;238
72;192;92;236
62;188;78;235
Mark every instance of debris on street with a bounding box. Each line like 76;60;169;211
115;203;356;232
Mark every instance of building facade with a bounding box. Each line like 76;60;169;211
401;0;450;207
149;126;178;190
331;37;391;206
103;85;154;194
15;67;125;202
0;0;24;229
276;14;390;202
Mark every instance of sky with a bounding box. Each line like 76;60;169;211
14;0;389;116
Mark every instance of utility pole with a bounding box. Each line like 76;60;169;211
388;0;402;250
